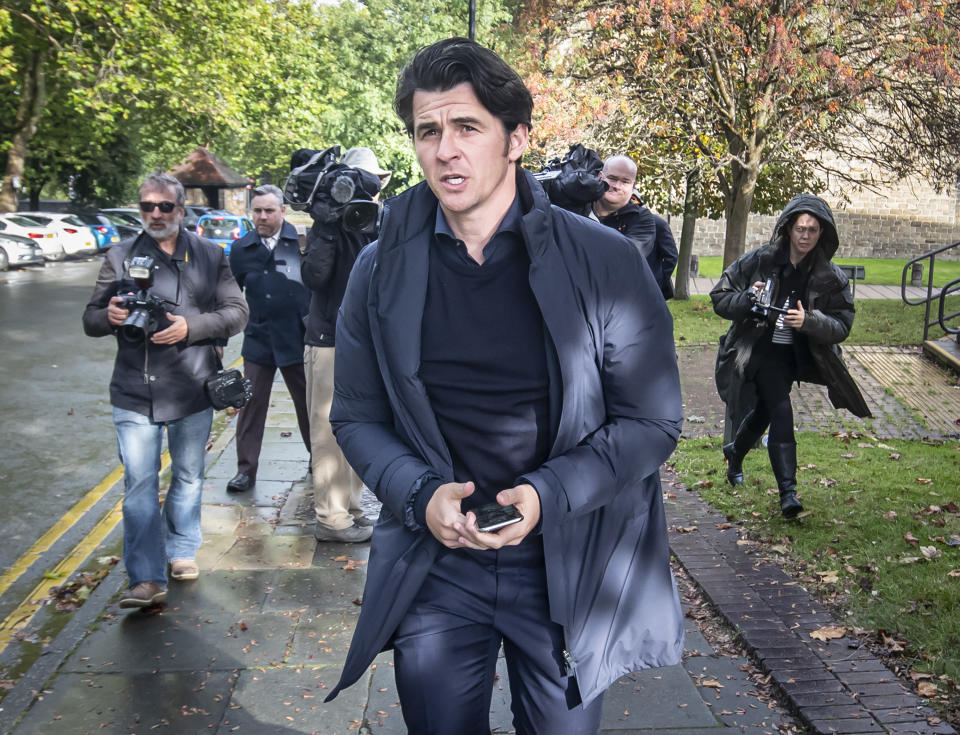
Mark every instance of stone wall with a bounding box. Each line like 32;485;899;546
666;174;960;260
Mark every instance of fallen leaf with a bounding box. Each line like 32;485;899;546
910;670;934;682
840;453;856;459
900;557;922;564
920;546;941;560
916;478;934;485
889;453;901;460
700;679;724;689
809;625;846;641
816;570;840;584
883;510;898;520
947;570;960;578
904;532;920;546
917;681;938;698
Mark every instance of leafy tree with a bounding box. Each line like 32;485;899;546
517;0;960;267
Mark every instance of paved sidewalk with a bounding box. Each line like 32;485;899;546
2;338;958;733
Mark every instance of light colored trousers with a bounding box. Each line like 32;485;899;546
304;344;364;531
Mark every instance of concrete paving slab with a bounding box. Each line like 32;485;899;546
62;611;296;674
600;665;719;729
163;569;275;616
226;666;370;734
203;478;292;507
259;440;311;462
200;502;244;534
262;565;367;614
217;534;316;571
362;654;405;734
683;654;784;729
286;613;358;667
13;670;236;734
195;533;238;570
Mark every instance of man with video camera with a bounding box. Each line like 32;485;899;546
299;147;391;544
83;171;248;608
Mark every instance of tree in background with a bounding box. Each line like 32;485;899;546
517;0;960;267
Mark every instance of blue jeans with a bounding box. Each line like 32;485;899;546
113;406;213;586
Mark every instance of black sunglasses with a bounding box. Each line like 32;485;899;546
139;201;177;213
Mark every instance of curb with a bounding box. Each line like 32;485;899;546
666;477;957;735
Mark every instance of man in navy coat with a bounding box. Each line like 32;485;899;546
225;185;311;493
326;39;685;734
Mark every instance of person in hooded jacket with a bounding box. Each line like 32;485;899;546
324;38;684;734
711;194;871;517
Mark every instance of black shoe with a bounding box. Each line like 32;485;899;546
227;472;254;493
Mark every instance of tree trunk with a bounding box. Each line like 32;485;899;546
721;156;759;269
1;51;48;214
673;166;702;301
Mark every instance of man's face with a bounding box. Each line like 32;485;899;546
139;185;184;241
789;213;821;261
251;194;285;238
412;82;528;227
598;159;636;212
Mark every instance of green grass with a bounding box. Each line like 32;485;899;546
669;294;960;345
697;256;960;287
670;433;960;685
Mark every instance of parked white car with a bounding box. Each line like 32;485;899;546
0;214;65;261
17;212;98;257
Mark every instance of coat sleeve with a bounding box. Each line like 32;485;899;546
185;249;249;344
710;253;757;322
329;246;440;527
621;206;657;259
657;217;679;279
82;248;122;338
521;239;683;522
800;274;854;345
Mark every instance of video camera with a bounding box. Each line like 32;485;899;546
533;144;608;216
116;256;173;343
749;278;790;320
283;145;382;234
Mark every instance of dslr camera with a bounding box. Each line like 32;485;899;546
749;277;790;320
116;256;172;343
283;145;382;234
533;143;608;217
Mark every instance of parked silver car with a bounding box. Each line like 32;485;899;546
0;232;45;271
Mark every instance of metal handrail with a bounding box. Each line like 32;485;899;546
901;240;960;342
937;277;960;335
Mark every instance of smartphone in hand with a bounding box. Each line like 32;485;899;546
473;502;524;533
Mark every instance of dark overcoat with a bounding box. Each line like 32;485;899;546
326;169;686;706
229;220;309;367
711;194;871;437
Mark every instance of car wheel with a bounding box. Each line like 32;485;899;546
0;247;8;272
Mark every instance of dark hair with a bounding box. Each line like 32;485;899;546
394;37;533;137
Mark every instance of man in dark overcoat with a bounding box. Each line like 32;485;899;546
225;185;311;493
324;38;685;734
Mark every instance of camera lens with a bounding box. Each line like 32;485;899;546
119;308;152;343
342;201;379;234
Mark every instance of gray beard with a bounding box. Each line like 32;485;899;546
140;218;180;242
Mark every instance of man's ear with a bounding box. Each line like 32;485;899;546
507;124;529;164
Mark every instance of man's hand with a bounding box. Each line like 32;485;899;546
425;481;475;548
784;299;806;328
151;313;189;344
455;483;541;551
106;296;130;326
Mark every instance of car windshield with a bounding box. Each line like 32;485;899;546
63;215;87;227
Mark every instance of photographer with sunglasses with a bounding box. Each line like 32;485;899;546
83;171;248;608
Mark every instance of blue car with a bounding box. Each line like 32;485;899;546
195;213;255;255
77;213;121;250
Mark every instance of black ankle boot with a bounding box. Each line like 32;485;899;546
768;441;803;518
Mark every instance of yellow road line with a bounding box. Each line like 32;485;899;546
0;453;172;656
0;466;123;599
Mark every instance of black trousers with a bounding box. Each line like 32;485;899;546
744;343;797;444
234;359;310;478
392;543;603;735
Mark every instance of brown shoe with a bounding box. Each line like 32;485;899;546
119;581;167;609
169;560;199;581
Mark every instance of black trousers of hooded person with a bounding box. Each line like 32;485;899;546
743;341;798;444
391;541;604;735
